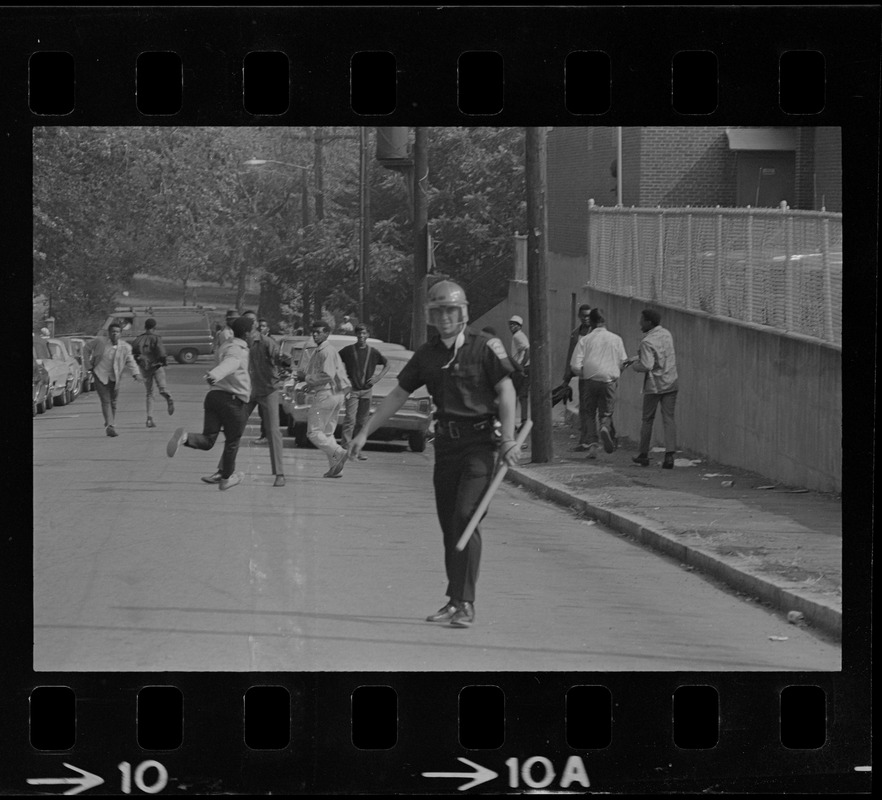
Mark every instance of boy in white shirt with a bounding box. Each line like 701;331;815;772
570;308;630;458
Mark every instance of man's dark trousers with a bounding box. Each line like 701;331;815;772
248;391;284;475
432;431;496;603
584;378;619;444
94;377;119;427
217;390;284;476
578;378;618;445
186;390;248;478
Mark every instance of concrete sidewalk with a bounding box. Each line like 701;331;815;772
506;417;842;642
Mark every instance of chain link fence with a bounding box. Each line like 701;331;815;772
587;203;842;345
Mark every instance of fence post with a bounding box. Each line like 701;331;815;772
632;211;641;297
783;201;794;330
685;208;692;308
745;207;754;324
822;214;834;342
656;208;664;302
586;198;594;284
615;212;623;293
715;206;723;315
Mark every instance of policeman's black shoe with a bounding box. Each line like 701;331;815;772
632;454;650;467
426;601;459;623
662;453;675;469
449;602;475;628
162;393;175;416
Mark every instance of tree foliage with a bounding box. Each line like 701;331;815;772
33;126;527;340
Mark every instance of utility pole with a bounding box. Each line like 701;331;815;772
411;126;429;349
525;126;552;462
359;126;371;325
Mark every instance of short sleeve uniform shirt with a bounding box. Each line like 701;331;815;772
397;332;514;420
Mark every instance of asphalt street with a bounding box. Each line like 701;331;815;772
32;363;840;671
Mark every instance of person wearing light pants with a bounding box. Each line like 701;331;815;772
297;321;351;478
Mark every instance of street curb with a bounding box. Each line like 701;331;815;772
506;467;842;641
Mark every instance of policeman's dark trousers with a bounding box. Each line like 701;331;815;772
432;434;496;604
185;389;248;479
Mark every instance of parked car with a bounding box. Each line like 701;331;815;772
274;333;405;372
56;335;95;393
281;349;433;452
33;336;77;407
101;305;216;364
32;351;50;415
45;338;83;404
275;334;407;430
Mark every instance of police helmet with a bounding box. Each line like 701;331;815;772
426;280;469;328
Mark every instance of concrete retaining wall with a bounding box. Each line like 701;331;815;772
477;255;842;493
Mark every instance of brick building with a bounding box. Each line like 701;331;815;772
547;126;842;257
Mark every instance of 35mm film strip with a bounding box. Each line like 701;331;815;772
4;4;876;796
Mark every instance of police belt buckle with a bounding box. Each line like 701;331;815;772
440;418;493;439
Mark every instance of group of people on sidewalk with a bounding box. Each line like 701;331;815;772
563;304;679;469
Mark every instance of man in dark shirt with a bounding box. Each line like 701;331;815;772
347;280;521;629
338;324;390;460
203;310;289;487
562;302;596;451
131;317;174;428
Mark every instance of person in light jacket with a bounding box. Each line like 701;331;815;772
84;323;143;437
630;308;679;470
165;316;253;491
297;320;351;478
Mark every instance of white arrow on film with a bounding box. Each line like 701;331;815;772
27;763;104;795
422;757;497;790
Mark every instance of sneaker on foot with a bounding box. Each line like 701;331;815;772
324;449;348;478
105;425;118;438
146;417;156;428
219;472;242;491
166;427;186;457
632;454;650;467
201;472;222;484
586;442;599;459
254;437;268;445
273;475;286;487
599;426;616;453
163;394;174;415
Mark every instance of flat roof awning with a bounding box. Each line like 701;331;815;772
725;128;797;151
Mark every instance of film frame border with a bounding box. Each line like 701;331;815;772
4;4;875;795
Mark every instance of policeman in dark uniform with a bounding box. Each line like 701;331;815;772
347;280;521;628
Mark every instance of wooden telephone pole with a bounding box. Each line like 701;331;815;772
525;127;552;462
411;127;429;349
